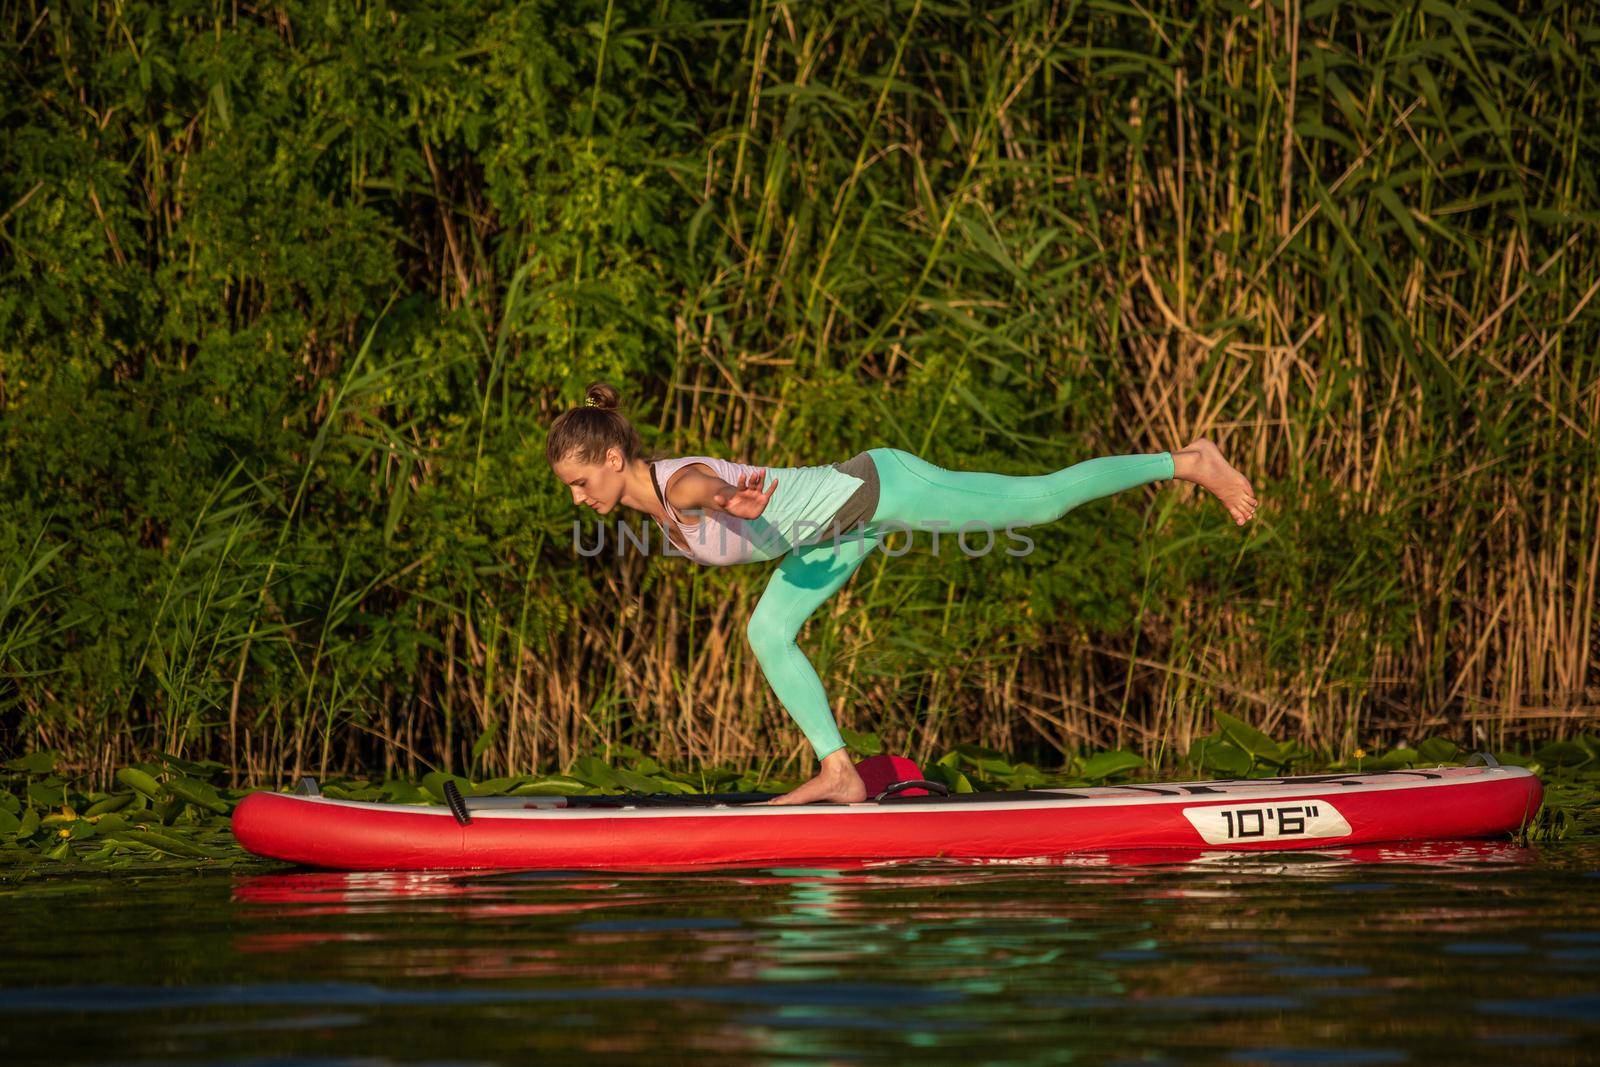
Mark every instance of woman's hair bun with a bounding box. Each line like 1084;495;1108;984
546;380;639;468
584;382;620;411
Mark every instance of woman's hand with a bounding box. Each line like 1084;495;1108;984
711;469;777;519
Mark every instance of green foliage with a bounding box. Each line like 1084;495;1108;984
0;0;1595;782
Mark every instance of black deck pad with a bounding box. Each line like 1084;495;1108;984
876;788;1090;805
558;791;783;808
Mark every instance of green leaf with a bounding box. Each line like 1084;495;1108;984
1417;737;1461;764
840;728;883;757
378;780;428;804
420;772;477;801
1189;737;1253;777
209;81;231;131
115;768;164;802
926;764;975;794
565;757;622;791
1365;747;1421;770
1001;763;1049;788
1372;182;1427;256
1214;712;1287;765
509;776;591;796
1535;741;1592;768
26;781;64;809
1076;750;1146;782
157;755;228;781
91;813;130;833
166;778;229;814
102;829;222;859
83;794;133;817
153;796;185;824
3;751;57;774
611;766;670;793
322;782;381;801
952;743;1015;776
471;722;499;764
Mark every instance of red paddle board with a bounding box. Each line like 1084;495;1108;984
231;764;1543;872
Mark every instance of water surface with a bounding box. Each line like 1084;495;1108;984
2;841;1597;1065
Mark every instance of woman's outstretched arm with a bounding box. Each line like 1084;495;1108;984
667;468;778;520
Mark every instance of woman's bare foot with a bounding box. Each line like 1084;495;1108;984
1171;438;1258;525
760;750;868;805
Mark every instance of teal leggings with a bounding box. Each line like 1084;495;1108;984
745;447;1176;761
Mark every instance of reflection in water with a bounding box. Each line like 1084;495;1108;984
0;840;1593;1064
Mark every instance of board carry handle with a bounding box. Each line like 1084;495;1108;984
294;777;321;797
875;779;950;802
1464;752;1501;768
442;779;472;826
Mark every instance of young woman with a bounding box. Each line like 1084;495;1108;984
547;382;1258;805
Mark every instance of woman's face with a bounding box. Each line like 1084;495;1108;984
552;448;625;514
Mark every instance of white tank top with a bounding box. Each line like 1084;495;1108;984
649;455;868;565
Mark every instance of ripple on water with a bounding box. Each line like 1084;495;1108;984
0;842;1596;1065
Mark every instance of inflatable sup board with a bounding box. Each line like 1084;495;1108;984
231;757;1543;872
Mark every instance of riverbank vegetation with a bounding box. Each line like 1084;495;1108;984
2;1;1596;785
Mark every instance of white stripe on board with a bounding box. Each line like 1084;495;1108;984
254;766;1532;823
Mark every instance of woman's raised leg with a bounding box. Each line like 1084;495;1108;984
867;446;1175;531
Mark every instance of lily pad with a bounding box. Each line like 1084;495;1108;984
3;751;57;774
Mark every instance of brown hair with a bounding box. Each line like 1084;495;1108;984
544;381;645;469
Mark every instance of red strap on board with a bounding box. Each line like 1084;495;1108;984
854;754;930;797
